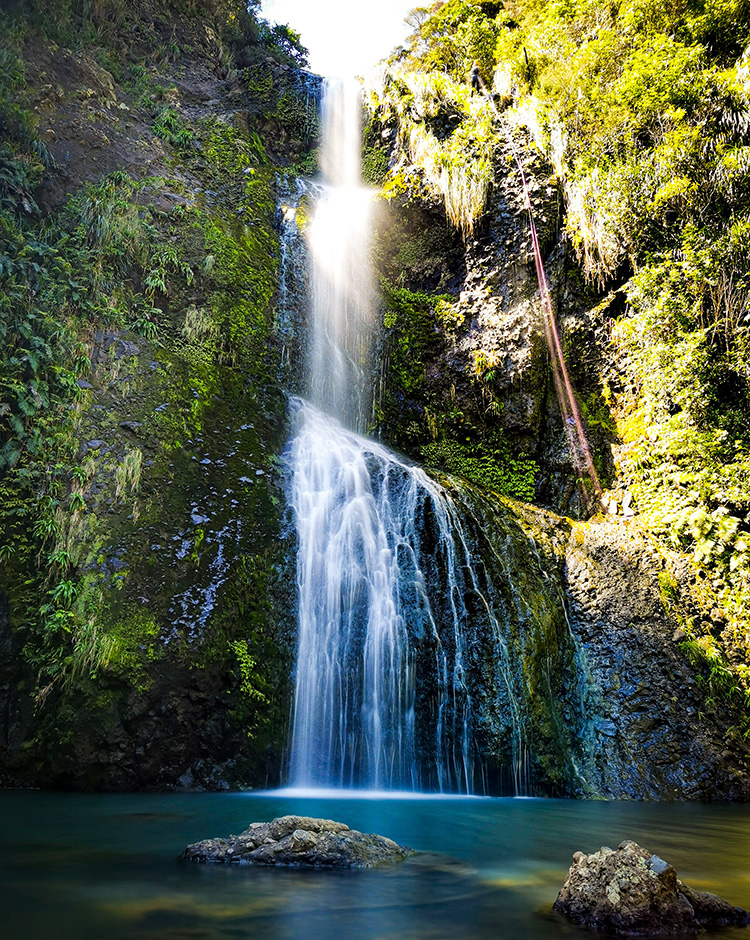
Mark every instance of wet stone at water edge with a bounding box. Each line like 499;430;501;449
554;840;750;936
181;815;414;869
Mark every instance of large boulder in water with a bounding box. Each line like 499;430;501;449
554;840;749;936
181;815;413;869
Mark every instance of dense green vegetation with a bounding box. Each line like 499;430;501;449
368;0;750;709
0;0;310;785
368;0;506;232
375;280;540;501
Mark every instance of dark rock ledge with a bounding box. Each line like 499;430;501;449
181;815;413;869
554;840;750;936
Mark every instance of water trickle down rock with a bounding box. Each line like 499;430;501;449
275;174;309;394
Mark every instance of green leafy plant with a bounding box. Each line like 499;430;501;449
422;437;538;502
153;107;195;152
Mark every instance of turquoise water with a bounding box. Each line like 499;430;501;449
1;790;749;939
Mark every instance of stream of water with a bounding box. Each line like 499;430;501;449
287;401;509;793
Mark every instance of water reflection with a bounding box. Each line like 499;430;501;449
1;792;749;940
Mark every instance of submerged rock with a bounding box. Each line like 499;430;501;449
554;840;749;936
181;815;413;869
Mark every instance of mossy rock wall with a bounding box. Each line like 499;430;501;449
367;0;750;740
370;120;615;518
447;486;750;798
0;1;317;789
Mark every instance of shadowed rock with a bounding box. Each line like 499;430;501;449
181;815;413;869
554;840;749;936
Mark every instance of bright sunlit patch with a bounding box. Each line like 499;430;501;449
306;185;373;287
261;0;415;78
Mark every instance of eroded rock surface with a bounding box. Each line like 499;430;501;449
181;815;413;869
554;840;749;936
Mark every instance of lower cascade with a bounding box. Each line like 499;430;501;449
286;401;504;793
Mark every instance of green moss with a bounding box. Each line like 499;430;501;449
218;551;293;742
381;283;442;395
362;147;389;186
244;62;276;110
201;117;267;177
376;278;540;502
243;62;319;154
422;437;538;502
292;150;319;177
371;198;463;293
361;111;390;186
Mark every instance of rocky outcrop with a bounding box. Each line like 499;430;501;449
554;841;749;936
434;488;750;799
181;815;413;869
373;115;611;519
560;517;750;799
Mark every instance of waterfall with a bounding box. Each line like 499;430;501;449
284;79;533;794
287;401;495;791
307;79;375;432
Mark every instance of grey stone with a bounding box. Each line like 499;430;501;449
554;840;749;936
115;340;140;358
649;854;670;875
595;718;617;737
181;815;413;869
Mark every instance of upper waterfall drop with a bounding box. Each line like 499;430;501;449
307;78;375;433
319;76;362;189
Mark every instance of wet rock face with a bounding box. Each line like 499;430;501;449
375;126;613;519
439;494;750;799
182;815;413;869
562;519;750;800
554;840;750;936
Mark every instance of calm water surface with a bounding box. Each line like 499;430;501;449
1;790;749;940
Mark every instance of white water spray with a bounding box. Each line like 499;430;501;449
285;79;526;794
307;80;375;432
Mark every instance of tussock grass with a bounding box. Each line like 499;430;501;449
368;69;496;234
